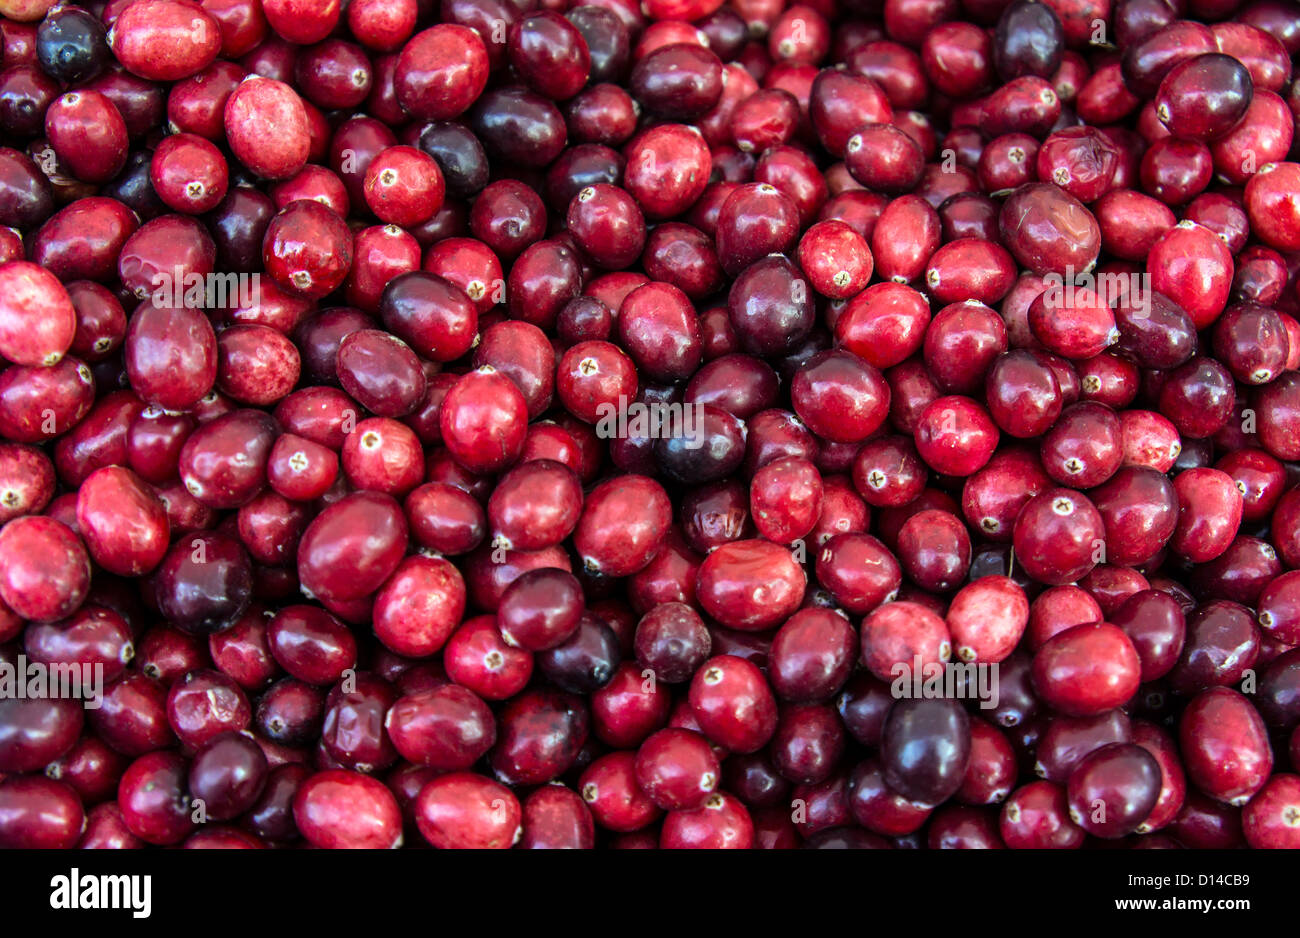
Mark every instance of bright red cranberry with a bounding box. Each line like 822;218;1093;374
573;474;671;578
633;727;720;811
696;539;805;631
519;783;595;849
1171;467;1243;562
0;515;89;622
1012;488;1105;586
1242;774;1300;849
1000;780;1085;849
74;466;168;576
689;655;778;753
791;349;890;444
294;769;403;848
1032;623;1141;717
263;198;353;299
373;554;465;659
0;260;76;367
1180;687;1273;806
914;395;999;476
223;76;309;180
661;791;754;848
384;684;495;771
859;600;951;682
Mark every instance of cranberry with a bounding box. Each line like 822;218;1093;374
633;727;719;811
223;76;309;181
384;684;495;771
791;349;891;444
619;281;704;380
1000;780;1085;849
1032;623;1142;717
187;731;267;821
689;655;778;753
294;769;402;848
370;555;464;660
1242;774;1300;849
632;602;711;685
881;698;971;807
696;539;806;631
914;395;999;476
946;576;1029;664
263;199;353;299
491;688;587;785
1180;687;1273;805
2;0;1300;857
580;750;660;833
1172;468;1243;562
439;367;528;474
117;750;196;845
1066;742;1162;838
998;183;1100;277
1013;488;1105;586
859;599;951;681
0;515;89;622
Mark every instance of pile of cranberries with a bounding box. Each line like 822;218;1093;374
0;0;1299;852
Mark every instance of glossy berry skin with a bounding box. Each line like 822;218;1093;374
881;698;971;808
1012;488;1105;586
294;769;403;849
75;466;169;576
263;199;353;300
696;539;806;631
914;396;998;476
580;751;661;833
1179;687;1273;806
187;732;268;822
1155;53;1254;142
440;367;528;474
1065;742;1162;839
0;0;1298;861
792;350;891;444
385;685;495;770
770;608;856;703
689;655;778;753
1000;781;1085;849
1032;623;1142;717
634;602;711;685
296;492;407;606
1242;774;1300;849
0;776;85;849
396;26;490;121
660;792;754;848
859;600;951;683
117;751;195;846
634;728;720;811
0;515;89;622
947;576;1029;663
363;146;445;227
0;261;76;367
